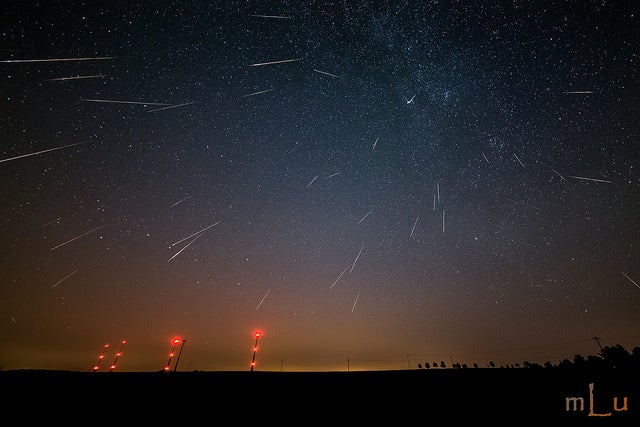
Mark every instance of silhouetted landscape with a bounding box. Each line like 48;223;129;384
4;344;640;422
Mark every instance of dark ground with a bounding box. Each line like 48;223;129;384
2;368;638;423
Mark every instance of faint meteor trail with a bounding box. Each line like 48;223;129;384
350;245;364;274
481;151;489;164
170;195;191;207
621;271;640;289
256;289;271;310
251;14;292;19
330;266;348;289
327;171;341;179
357;209;374;224
551;169;567;181
0;141;86;164
410;215;419;238
313;69;342;79
47;74;106;81
50;224;106;251
513;153;525;167
168;233;204;261
563;90;593;94
433;194;436;211
80;99;172;106
242;88;275;98
306;174;319;188
170;221;221;247
250;58;302;67
372;137;378;150
147;102;195;112
0;56;114;63
51;270;77;288
351;290;361;312
442;210;445;233
437;180;440;202
567;175;613;184
42;218;61;227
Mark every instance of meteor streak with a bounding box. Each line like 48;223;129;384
351;290;361;312
147;102;195;112
47;74;106;81
171;221;221;247
313;69;342;79
357;209;374;224
350;245;364;274
80;99;172;106
410;215;419;238
622;271;640;289
251;14;292;19
551;169;567;181
168;232;204;261
306;174;319;188
51;270;77;288
330;266;348;289
567;175;613;183
170;195;191;207
0;141;86;164
513;153;525;167
563;90;593;94
249;58;302;67
0;56;114;63
242;88;275;98
42;218;61;227
50;224;106;251
256;289;271;310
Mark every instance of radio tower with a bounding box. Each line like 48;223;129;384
593;336;603;351
250;331;262;371
164;337;182;372
91;343;110;372
109;340;126;372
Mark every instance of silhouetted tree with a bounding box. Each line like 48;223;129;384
523;361;543;369
417;363;423;369
557;358;573;368
440;361;446;368
488;361;495;368
586;354;606;368
600;344;631;368
473;363;478;368
631;347;640;365
573;354;586;368
432;362;438;368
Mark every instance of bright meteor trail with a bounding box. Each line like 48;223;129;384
0;56;114;63
249;58;302;67
80;99;172;106
50;224;107;251
0;142;86;164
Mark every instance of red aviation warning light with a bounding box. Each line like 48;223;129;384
92;343;110;372
250;331;263;371
109;340;126;372
164;337;182;372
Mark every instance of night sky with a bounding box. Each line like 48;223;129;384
1;1;639;372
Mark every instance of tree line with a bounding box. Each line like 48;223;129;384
416;343;640;369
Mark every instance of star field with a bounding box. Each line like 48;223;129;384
1;1;639;372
